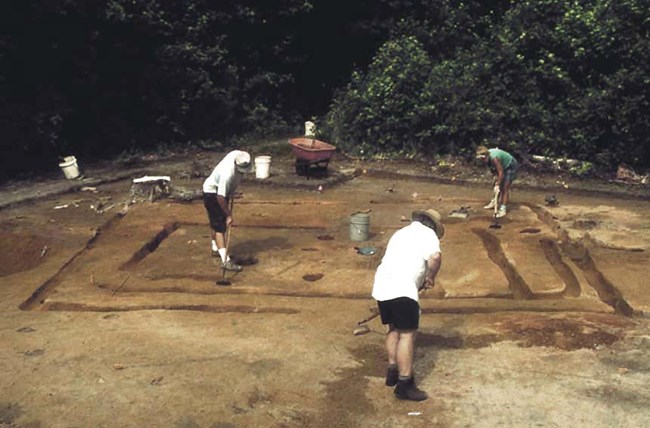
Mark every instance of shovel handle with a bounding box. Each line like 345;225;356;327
357;310;380;325
221;197;235;278
225;197;235;253
357;280;430;326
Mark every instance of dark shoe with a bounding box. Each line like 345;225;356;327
222;260;243;272
394;377;428;401
211;250;219;257
385;366;399;387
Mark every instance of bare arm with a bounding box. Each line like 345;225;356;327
492;157;504;186
216;195;233;225
421;252;442;290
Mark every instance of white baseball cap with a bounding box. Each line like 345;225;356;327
235;151;252;173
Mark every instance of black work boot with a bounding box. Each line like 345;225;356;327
394;377;428;401
385;366;399;386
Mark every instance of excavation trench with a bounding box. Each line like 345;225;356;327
472;228;536;300
539;238;581;297
101;281;369;300
525;203;635;316
20;213;126;311
182;220;325;230
40;302;299;314
559;241;635;316
120;221;181;271
21;199;636;317
119;222;324;273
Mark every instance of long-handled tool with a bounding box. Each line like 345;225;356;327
353;308;379;336
216;197;235;286
489;187;502;229
353;280;430;336
357;308;380;326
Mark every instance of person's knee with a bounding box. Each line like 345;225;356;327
397;329;417;339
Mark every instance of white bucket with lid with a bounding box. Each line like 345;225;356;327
255;156;271;179
59;156;80;180
305;121;316;137
350;212;370;241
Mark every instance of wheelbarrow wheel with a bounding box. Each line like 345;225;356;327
295;161;308;176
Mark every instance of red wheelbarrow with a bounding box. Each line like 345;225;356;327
288;138;336;176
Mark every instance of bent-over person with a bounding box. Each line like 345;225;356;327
372;209;444;401
476;146;519;218
202;150;252;272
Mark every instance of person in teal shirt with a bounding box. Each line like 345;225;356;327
475;146;518;218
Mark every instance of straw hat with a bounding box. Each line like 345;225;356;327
234;151;252;173
411;209;445;239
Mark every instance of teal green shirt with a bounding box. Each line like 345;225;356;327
488;148;514;170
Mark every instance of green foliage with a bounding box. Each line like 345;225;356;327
323;0;650;170
0;0;310;179
325;36;433;157
569;161;594;177
1;0;648;180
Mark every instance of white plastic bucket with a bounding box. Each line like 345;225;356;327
255;155;271;179
304;121;316;137
350;213;370;241
59;156;80;180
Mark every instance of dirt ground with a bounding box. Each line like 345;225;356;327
1;141;649;427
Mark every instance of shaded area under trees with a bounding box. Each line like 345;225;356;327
1;0;648;181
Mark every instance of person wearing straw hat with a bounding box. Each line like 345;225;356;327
475;145;518;218
371;209;444;401
202;150;252;272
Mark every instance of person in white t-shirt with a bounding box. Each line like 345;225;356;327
372;209;444;401
202;150;252;272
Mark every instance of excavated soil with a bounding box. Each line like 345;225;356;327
1;145;649;427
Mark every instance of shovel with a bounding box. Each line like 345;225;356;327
353;279;430;336
216;224;233;285
216;198;235;286
489;187;502;229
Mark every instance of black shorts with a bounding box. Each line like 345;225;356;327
377;297;420;330
203;193;227;233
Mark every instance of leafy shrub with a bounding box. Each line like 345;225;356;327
323;0;650;170
324;36;433;157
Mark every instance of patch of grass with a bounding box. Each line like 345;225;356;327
236;137;293;157
569;161;594;177
114;147;144;166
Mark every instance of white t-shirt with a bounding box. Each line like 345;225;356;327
371;221;441;302
202;151;243;196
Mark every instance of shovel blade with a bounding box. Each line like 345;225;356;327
353;325;370;336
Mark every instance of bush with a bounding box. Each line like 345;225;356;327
323;0;650;171
324;36;433;157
